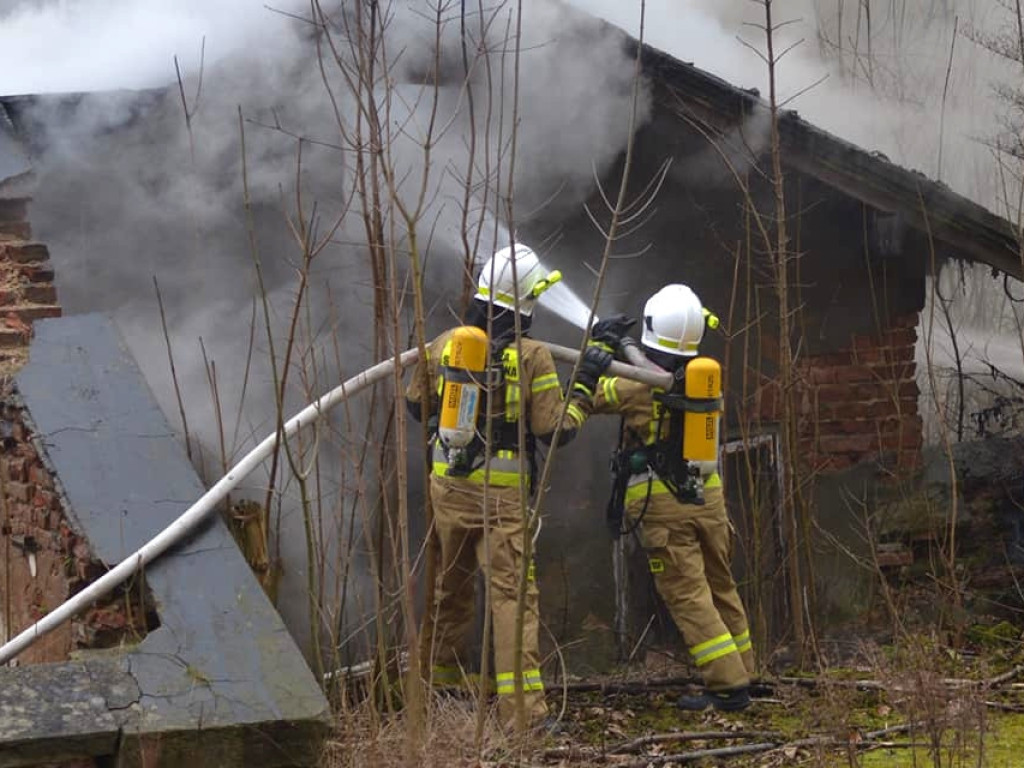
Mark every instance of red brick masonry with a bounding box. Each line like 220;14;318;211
0;197;61;369
757;314;922;473
0;196;149;665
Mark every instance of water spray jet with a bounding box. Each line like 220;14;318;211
539;280;597;330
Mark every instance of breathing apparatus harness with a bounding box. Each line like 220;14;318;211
606;356;724;539
435;327;536;484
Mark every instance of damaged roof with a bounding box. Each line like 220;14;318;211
639;44;1022;280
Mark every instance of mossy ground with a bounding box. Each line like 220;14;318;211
538;653;1024;767
326;638;1024;766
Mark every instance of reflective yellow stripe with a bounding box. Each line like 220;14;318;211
566;401;586;427
495;669;544;694
432;665;462;685
431;442;524;486
506;383;521;420
524;669;544;691
690;633;739;667
649;393;664;444
477;285;518;306
574;382;594;397
590;341;614;354
432;461;521;486
503;348;519;382
531;372;559;394
602;376;620;406
624;473;719;502
503;349;521;421
527;561;536;582
624;476;672;502
734;629;752;653
648;557;664;573
436;339;454;396
655;335;699;353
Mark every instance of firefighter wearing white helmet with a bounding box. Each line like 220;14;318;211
406;242;626;732
640;283;710;356
592;283;755;712
475;243;563;317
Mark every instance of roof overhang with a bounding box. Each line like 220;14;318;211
640;44;1022;280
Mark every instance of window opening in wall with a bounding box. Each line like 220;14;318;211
722;432;787;648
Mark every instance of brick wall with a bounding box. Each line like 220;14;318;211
0;196;60;374
0;385;74;664
757;313;922;473
1;384;153;664
1;197;151;665
799;313;922;472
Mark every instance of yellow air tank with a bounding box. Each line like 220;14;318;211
438;326;490;450
682;356;722;463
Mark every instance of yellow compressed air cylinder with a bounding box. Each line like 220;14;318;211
682;356;722;463
438;326;489;449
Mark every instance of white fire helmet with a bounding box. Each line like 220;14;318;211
474;243;562;317
641;283;706;357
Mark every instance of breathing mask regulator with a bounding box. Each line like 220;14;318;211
437;245;561;476
606;284;723;537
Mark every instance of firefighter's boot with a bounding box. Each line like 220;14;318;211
677;686;751;712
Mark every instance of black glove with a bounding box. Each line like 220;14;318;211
590;314;636;352
573;343;614;398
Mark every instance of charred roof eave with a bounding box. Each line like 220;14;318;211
638;43;1023;281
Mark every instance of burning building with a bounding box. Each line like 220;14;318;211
1;2;1023;762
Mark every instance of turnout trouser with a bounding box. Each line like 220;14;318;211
629;485;755;690
424;474;546;729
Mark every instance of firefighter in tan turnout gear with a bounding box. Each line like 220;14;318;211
406;243;624;731
593;284;755;712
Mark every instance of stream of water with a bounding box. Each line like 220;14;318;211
538;281;597;330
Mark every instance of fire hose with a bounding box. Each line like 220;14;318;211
0;343;671;665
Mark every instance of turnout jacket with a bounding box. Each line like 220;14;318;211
405;330;592;485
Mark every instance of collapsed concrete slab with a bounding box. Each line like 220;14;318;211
0;314;330;767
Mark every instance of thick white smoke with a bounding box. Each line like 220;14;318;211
0;0;309;95
571;0;1011;209
8;0;649;659
572;0;1024;440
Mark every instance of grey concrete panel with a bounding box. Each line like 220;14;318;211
12;314;330;766
0;658;134;768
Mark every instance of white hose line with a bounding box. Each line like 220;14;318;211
0;349;418;665
548;343;673;389
0;342;668;665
